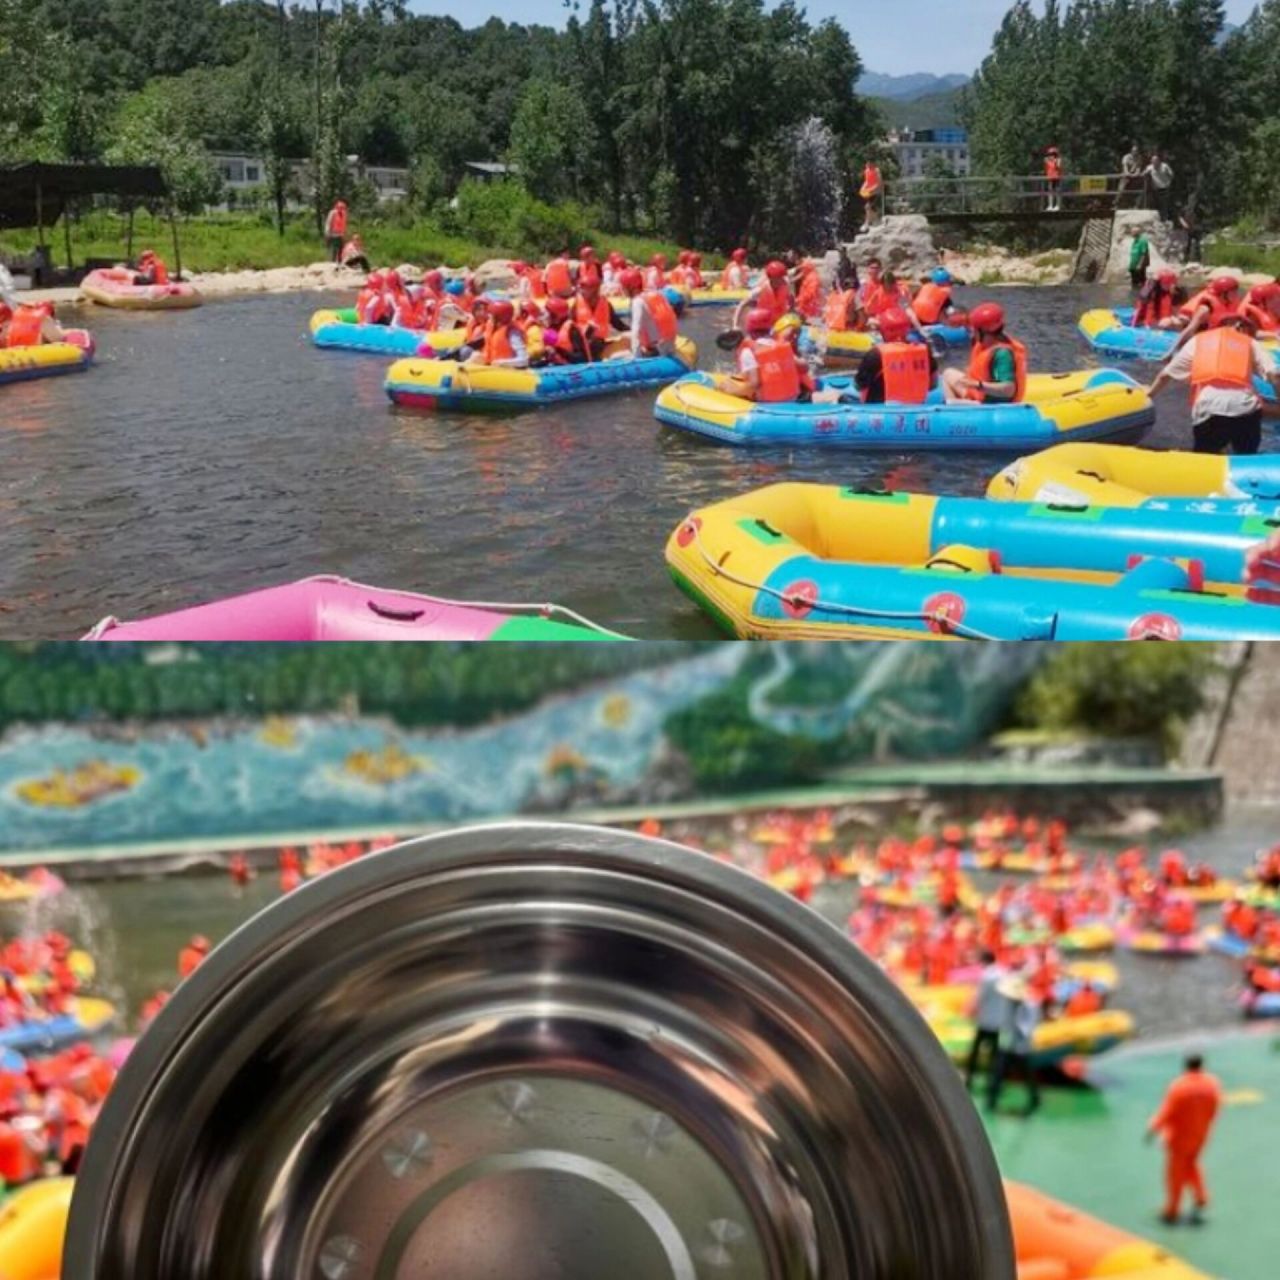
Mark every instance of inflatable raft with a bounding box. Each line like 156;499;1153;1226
803;321;971;366
1120;928;1206;957
1007;1180;1212;1280
386;336;697;412
654;369;1155;450
0;997;116;1055
666;483;1280;641
0;1177;73;1280
80;268;202;310
0;330;94;386
84;575;625;642
928;1007;1133;1068
308;308;467;357
991;441;1280;511
1059;922;1119;954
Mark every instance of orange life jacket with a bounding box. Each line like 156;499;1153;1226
642;291;679;344
644;266;666;290
1133;286;1175;327
967;336;1028;402
1180;288;1236;327
1190;327;1255;405
578;259;602;290
861;164;882;196
747;337;801;403
483;321;516;364
1240;293;1280;333
545;258;573;297
1045;156;1062;181
823;289;856;331
796;271;822;319
394;295;432;331
555;320;595;362
151;258;170;285
1065;987;1102;1017
912;282;952;326
523;266;546;298
329;205;348;236
720;263;747;290
878;342;933;404
755;280;793;325
356;288;389;325
574;294;612;333
4;305;44;348
860;280;894;318
668;265;692;288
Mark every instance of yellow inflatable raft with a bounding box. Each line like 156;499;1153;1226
1059;922;1118;954
0;341;92;386
926;1007;1134;1067
0;1177;73;1280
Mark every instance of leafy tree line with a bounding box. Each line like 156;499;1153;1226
2;0;882;250
960;0;1280;228
0;643;707;731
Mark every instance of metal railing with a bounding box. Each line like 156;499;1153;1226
877;173;1151;219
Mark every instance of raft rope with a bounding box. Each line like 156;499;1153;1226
682;519;1010;641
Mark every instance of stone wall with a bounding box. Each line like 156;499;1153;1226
1102;209;1185;283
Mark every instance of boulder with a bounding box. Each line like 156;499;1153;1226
1103;209;1184;283
842;216;939;279
474;257;519;293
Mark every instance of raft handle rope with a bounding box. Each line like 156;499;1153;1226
681;518;1011;641
83;580;633;642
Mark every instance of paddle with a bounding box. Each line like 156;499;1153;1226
716;328;745;352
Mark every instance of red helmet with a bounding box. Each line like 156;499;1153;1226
511;260;529;274
651;253;668;268
385;270;404;292
731;248;748;263
191;936;211;953
608;251;626;267
878;306;911;342
969;302;1006;334
579;244;595;259
620;268;645;295
745;308;774;336
545;297;570;321
1261;282;1280;304
678;250;692;265
764;260;787;280
489;300;515;324
139;248;155;262
424;270;444;291
1158;268;1178;287
1210;275;1239;296
690;252;703;266
366;270;384;289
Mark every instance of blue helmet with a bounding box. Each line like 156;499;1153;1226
662;284;687;315
444;278;465;296
931;268;953;286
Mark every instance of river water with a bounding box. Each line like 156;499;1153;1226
0;282;1207;639
5;805;1271;1048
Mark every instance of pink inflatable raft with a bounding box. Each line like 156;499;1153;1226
80;268;202;310
83;576;626;642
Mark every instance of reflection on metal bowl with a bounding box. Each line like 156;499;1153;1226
66;823;1013;1279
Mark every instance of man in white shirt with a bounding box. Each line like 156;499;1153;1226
964;950;1009;1092
1144;153;1174;220
1149;315;1280;455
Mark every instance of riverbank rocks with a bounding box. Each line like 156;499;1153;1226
843;215;939;277
474;258;519;293
1103;209;1184;283
187;261;364;297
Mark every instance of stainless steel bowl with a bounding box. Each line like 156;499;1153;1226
66;822;1013;1279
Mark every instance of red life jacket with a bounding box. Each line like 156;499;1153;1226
1133;286;1174;327
545;258;574;297
912;282;951;326
329;205;348;236
3;306;44;348
642;291;678;343
483;321;516;363
967;336;1028;402
747;337;801;403
755;280;793;325
1179;288;1236;327
1045;156;1063;181
823;289;856;331
796;271;822;319
878;342;932;404
1190;327;1255;405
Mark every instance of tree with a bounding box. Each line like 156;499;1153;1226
508;78;596;203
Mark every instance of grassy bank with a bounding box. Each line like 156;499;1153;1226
0;210;689;275
1205;240;1280;276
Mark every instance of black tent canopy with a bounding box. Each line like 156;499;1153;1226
0;162;168;230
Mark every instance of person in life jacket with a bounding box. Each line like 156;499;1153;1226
822;281;863;332
0;300;64;347
356;271;391;325
732;260;792;333
859;158;883;232
619;268;680;357
573;276;619;339
544;250;575;299
643;253;668;292
1132;268;1183;328
1171;274;1241;351
543;296;600;366
392;284;434;332
688;252;706;289
1043;146;1063;211
720;248;750;291
465;298;529;368
910;268;958;328
725;308;812;404
853;307;937;405
868;270;912;323
577;245;602;291
339;234;371;272
1146;1054;1222;1225
178;935;210;980
858;257;893;316
602;250;628;296
943;302;1028;403
133;249;170;286
1064;982;1103;1017
1240;280;1280;334
443;297;491;361
794;260;822;320
512;260;546;302
667;251;695;290
323;199;348;261
1149;313;1280;455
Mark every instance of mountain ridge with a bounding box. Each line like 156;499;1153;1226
857;71;969;101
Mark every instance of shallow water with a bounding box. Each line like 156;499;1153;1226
0;283;1207;639
6;805;1271;1045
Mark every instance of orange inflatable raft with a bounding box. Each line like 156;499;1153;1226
1008;1181;1211;1279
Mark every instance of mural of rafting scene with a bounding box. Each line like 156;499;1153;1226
1;640;1279;1276
4;2;1280;642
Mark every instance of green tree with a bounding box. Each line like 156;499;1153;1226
508;78;596;203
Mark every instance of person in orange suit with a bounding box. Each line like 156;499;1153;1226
178;935;211;979
1146;1053;1222;1225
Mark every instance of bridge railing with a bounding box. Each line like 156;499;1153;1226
879;173;1150;219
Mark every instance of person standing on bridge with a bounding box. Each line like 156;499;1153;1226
1146;1053;1222;1225
1144;152;1175;221
1043;146;1063;212
1121;142;1144;207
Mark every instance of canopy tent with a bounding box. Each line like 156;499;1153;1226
0;163;183;281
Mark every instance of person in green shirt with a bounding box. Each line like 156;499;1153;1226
1129;232;1151;289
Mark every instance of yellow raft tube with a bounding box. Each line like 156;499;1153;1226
990;442;1280;509
0;341;92;386
0;1178;73;1280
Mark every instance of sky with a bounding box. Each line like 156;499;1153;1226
407;0;1262;77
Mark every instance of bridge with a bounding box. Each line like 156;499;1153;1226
876;173;1150;227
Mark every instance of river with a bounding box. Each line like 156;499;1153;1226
0;282;1209;639
4;804;1271;1048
